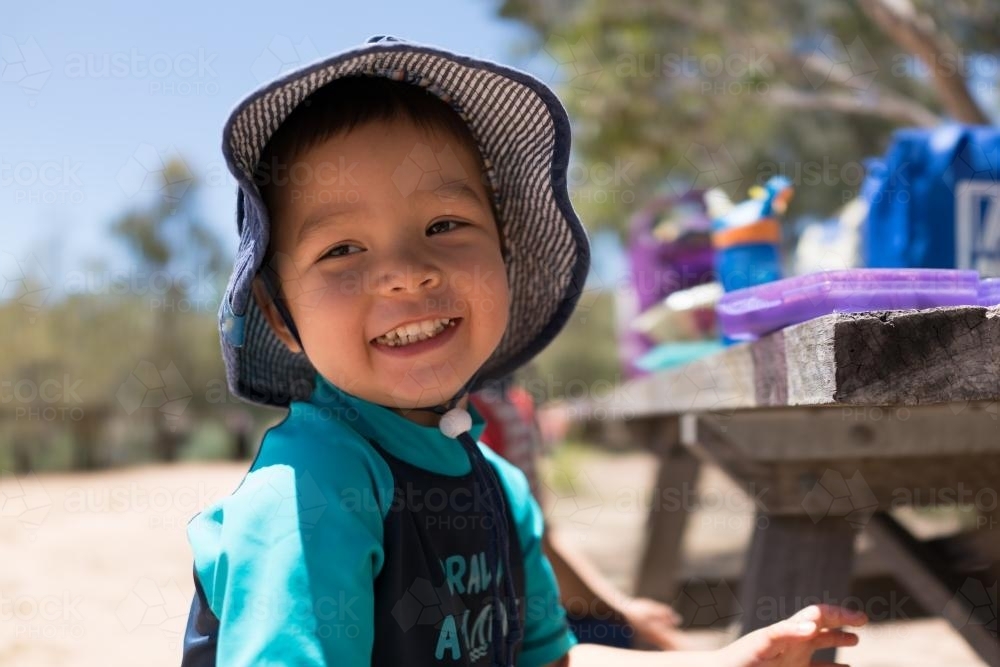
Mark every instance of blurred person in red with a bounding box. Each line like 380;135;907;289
471;376;692;651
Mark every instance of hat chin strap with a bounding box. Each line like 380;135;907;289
409;369;479;419
260;266;304;349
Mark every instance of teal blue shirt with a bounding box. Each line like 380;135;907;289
187;373;577;665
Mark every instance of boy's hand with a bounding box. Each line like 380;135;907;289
716;604;867;667
619;597;688;650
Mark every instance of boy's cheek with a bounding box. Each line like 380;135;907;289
465;289;507;315
449;257;507;294
295;270;372;306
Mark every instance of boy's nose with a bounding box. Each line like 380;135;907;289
381;264;443;294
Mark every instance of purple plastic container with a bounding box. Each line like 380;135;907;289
980;278;1000;306
717;269;981;341
622;192;715;378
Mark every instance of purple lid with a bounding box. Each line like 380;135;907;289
980;278;1000;307
718;269;981;341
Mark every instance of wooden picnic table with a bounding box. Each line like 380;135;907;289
600;305;1000;665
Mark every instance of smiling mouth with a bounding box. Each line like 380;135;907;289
371;317;460;347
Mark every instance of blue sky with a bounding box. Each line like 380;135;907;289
2;1;625;305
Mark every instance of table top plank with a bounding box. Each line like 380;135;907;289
614;305;1000;416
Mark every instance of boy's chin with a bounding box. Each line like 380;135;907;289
375;362;477;410
379;387;466;412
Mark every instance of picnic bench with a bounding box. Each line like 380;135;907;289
598;305;1000;664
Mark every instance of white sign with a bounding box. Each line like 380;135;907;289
955;181;1000;276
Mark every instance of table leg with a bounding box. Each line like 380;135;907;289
867;512;999;667
739;514;857;663
633;418;700;603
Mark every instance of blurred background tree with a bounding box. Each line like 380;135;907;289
498;0;998;232
110;158;228;462
0;158;235;471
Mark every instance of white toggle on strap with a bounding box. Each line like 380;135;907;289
438;407;473;439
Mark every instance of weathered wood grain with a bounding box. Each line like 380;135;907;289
611;306;1000;416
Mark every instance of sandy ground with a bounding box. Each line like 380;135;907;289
0;452;990;666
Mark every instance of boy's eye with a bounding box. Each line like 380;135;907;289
427;219;464;235
321;244;363;259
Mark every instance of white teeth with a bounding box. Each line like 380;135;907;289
374;318;456;347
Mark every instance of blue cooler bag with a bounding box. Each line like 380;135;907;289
864;124;1000;276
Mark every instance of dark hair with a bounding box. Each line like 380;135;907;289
253;76;501;267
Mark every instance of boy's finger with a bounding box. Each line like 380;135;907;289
809;663;850;667
758;616;818;654
791;604;868;629
810;629;859;651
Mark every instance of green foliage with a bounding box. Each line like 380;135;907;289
0;292;232;470
0;156;247;470
530;290;623;402
498;0;1000;234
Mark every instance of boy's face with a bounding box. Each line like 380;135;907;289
253;118;510;413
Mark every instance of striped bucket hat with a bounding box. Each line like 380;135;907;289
218;35;590;407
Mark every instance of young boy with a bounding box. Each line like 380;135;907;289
182;36;866;667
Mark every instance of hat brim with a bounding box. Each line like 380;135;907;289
219;38;590;407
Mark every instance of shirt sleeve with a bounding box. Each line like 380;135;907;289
479;444;578;667
187;412;394;666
